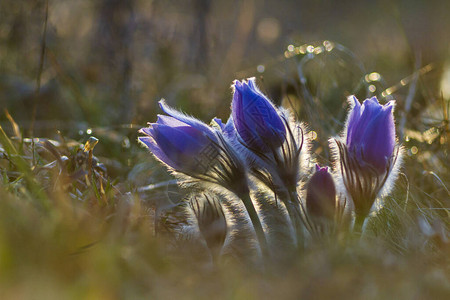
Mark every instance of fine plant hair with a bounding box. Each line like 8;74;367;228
156;198;213;266
230;107;310;194
139;78;409;267
251;182;297;258
220;193;264;266
188;192;227;263
224;104;312;243
139;102;248;195
1;3;448;295
329;96;404;229
140;100;273;261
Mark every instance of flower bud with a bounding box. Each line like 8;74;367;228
332;96;402;221
306;164;336;221
232;78;286;152
139;100;220;174
346;96;395;174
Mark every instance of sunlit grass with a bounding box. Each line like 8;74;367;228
1;83;449;299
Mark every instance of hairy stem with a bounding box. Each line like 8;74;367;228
239;191;270;261
285;197;301;245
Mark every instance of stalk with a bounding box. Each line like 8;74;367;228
353;214;366;235
285;198;301;245
237;189;269;261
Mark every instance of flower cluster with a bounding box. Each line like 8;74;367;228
139;77;402;263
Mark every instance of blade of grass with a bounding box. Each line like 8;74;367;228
0;125;49;210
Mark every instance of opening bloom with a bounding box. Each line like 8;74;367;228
139;100;270;259
346;96;395;174
306;164;336;221
332;96;402;226
229;78;308;244
232;78;286;152
139;100;220;175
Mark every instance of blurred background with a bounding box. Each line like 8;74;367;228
0;0;449;180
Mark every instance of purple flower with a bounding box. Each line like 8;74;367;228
139;100;219;174
139;101;269;257
346;96;395;174
332;95;402;223
306;164;336;221
232;78;286;152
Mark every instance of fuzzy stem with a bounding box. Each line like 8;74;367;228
238;191;270;261
285;193;302;245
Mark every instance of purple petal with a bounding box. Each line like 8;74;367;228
348;97;384;151
156;115;188;127
159;99;217;141
155;125;207;154
345;96;396;174
315;163;328;173
361;103;395;173
139;127;154;137
213;118;225;130
231;78;286;152
138;136;179;169
151;124;210;170
306;164;336;220
346;96;361;145
222;116;237;140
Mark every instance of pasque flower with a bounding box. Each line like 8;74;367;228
139;100;219;175
232;78;286;152
346;96;395;174
306;164;336;221
332;96;402;228
230;78;306;191
230;78;308;244
140;99;270;259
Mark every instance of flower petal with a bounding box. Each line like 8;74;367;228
138;136;179;169
159;99;217;141
212;117;225;130
231;78;285;152
306;164;336;220
361;103;395;173
156;115;188;127
346;96;361;146
345;96;396;174
151;124;211;170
